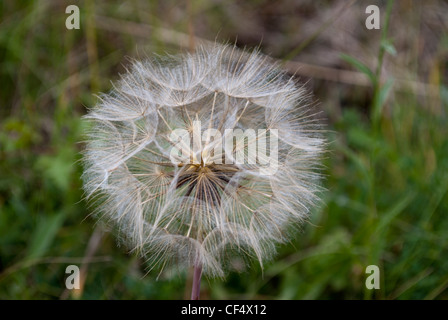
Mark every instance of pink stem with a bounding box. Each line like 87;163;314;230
190;264;202;300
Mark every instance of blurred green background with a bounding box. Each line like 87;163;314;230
1;0;447;299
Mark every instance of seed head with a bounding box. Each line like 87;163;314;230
82;43;325;278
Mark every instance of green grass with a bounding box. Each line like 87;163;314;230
0;1;447;299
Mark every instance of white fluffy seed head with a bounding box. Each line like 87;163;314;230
82;43;325;278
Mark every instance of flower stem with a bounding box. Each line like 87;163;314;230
190;263;202;300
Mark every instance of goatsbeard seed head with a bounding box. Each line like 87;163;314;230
82;43;325;278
